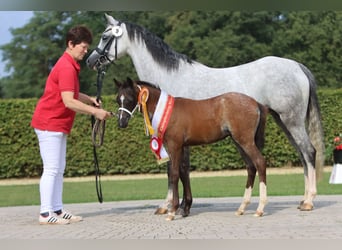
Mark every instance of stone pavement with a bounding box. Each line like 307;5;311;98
1;195;341;239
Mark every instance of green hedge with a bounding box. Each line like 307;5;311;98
1;89;341;179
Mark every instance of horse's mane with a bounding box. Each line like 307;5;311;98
124;21;193;71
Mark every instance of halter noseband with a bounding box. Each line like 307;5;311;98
94;22;123;68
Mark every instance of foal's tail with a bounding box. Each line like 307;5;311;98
255;103;268;151
299;63;325;181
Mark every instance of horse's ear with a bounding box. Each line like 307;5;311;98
105;13;118;26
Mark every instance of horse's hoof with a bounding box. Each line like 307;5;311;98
254;211;264;217
235;210;244;216
299;203;314;211
154;207;168;215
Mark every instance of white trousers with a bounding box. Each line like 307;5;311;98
35;129;67;214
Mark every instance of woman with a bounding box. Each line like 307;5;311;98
31;25;112;225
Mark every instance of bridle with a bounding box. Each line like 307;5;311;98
93;22;123;69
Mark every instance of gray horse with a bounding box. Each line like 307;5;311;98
87;13;325;213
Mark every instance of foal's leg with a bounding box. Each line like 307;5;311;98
254;155;267;217
243;145;267;217
235;153;257;216
166;146;182;221
154;146;191;215
233;137;267;217
179;146;192;217
154;161;172;215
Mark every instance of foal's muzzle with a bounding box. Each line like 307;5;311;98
118;113;130;128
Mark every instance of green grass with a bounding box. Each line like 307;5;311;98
0;172;341;207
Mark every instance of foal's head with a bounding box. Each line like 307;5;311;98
114;77;139;128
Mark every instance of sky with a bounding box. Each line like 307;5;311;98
0;11;34;78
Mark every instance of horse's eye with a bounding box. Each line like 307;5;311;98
102;34;108;41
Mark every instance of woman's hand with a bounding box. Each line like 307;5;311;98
89;96;101;107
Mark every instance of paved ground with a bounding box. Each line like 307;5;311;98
0;167;312;185
1;194;342;239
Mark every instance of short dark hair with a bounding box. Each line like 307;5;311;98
65;25;93;47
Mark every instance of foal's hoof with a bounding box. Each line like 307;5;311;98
154;207;168;215
235;210;244;216
181;210;190;218
254;210;264;217
166;214;175;221
176;207;190;217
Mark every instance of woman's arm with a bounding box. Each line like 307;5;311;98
78;92;100;106
61;91;110;120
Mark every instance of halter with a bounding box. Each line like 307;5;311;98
93;22;123;68
117;85;141;118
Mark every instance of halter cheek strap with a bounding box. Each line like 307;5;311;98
118;96;139;117
113;23;122;61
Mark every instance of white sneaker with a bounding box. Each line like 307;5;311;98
39;212;70;225
56;210;83;223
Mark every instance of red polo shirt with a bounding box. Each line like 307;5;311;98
31;52;80;134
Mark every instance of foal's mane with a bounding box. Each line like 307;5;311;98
135;80;161;91
124;21;193;71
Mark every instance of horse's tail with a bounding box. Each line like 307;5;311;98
255;103;268;151
299;63;325;181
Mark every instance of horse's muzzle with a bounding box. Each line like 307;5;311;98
86;50;102;70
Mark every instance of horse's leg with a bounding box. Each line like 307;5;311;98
178;146;192;217
288;125;316;211
154;160;172;215
271;111;316;210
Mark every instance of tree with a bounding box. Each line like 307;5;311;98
1;12;71;98
164;11;283;67
272;11;342;88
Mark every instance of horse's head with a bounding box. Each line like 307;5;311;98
114;77;139;128
87;14;128;70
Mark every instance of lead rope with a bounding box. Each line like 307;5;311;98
91;67;107;203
